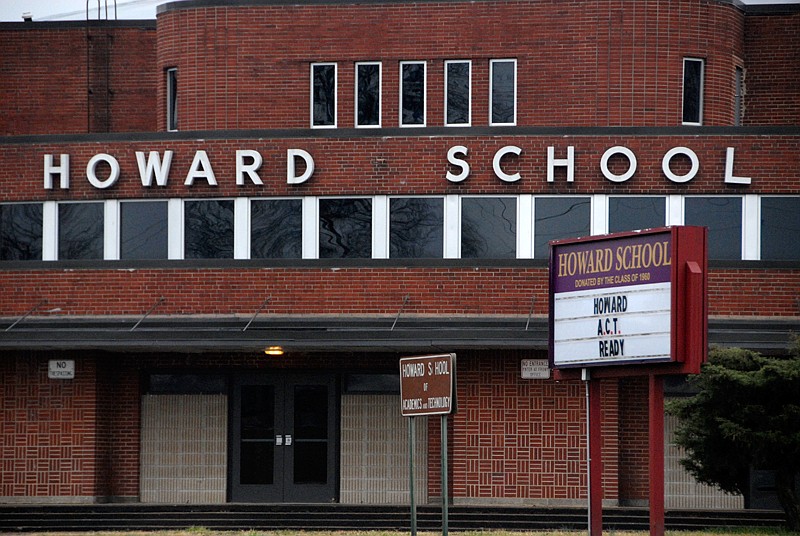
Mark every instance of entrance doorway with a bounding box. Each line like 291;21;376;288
230;373;337;502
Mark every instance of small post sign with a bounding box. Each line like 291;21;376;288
399;353;456;417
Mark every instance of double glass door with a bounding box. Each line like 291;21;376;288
230;374;337;502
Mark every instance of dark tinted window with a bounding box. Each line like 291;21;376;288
534;197;591;259
121;201;168;260
251;199;302;259
462;197;516;258
761;197;800;260
682;58;704;124
401;62;425;126
608;197;666;233
491;60;515;125
0;203;42;261
59;202;104;260
356;63;381;127
184;200;234;259
446;61;470;125
390;197;443;258
312;64;336;127
167;68;177;131
685;197;741;260
319;198;372;258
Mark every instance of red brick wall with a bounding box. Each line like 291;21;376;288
1;134;799;201
439;352;619;503
0;24;156;136
0;350;627;503
0;266;798;319
155;0;745;130
618;377;649;503
744;12;800;125
0;354;101;499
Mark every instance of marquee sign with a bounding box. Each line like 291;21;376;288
549;226;707;372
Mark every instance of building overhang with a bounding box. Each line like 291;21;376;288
0;316;797;355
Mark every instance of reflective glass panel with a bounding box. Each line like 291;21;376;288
58;202;103;260
761;197;800;260
534;197;591;259
682;58;703;124
251;199;302;259
461;197;516;258
319;198;372;258
312;64;336;127
167;68;177;131
120;201;167;260
491;60;515;125
0;203;42;261
240;386;275;485
293;385;327;485
446;61;470;125
685;197;741;260
401;62;425;126
608;197;666;233
357;63;380;126
184;200;234;259
390;197;443;258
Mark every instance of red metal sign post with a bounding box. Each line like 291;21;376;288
550;226;708;536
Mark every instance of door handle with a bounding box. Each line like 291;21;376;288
276;435;283;446
275;434;292;446
285;434;292;446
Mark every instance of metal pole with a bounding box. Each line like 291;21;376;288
409;416;417;536
585;370;592;534
441;414;449;536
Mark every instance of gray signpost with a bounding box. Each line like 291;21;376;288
400;353;456;536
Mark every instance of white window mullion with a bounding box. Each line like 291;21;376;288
372;195;389;259
592;194;608;236
666;195;684;226
443;194;460;258
233;197;249;260
743;194;760;260
517;195;533;259
104;200;120;260
302;196;318;259
42;201;57;261
167;198;183;260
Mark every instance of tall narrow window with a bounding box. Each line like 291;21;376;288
311;63;337;128
400;61;426;127
734;66;744;126
682;58;704;125
166;67;178;131
490;59;516;126
356;62;381;127
445;60;471;126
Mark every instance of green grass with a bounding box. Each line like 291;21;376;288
17;529;798;536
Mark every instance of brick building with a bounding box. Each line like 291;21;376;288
1;0;798;508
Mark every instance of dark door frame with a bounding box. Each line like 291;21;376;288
229;372;339;503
